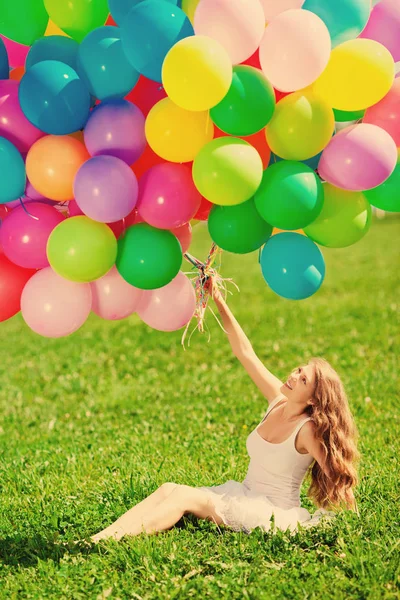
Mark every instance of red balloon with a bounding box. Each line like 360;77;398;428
274;89;291;102
194;196;213;220
125;75;166;116
241;49;261;69
131;144;164;179
171;222;192;253
0;254;36;322
106;15;117;26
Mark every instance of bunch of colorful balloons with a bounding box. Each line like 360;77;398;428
0;0;399;338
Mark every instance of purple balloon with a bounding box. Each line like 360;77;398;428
73;155;138;223
319;124;398;192
0;79;44;153
84;99;146;165
0;201;64;269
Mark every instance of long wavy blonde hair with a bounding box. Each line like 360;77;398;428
302;357;361;514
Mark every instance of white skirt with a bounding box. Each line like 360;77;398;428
196;480;335;534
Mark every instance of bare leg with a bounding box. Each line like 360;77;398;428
91;482;178;543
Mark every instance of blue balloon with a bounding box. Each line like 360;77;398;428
121;0;194;82
18;60;91;135
260;232;325;300
109;0;178;26
269;152;322;171
0;38;9;79
302;0;371;47
0;137;26;204
77;26;140;101
26;36;80;71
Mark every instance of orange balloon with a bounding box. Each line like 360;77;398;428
272;228;305;235
69;130;85;143
45;20;69;37
26;135;89;201
9;67;25;81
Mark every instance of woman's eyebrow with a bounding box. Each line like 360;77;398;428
300;367;308;383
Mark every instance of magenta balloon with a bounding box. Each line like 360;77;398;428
91;265;143;320
74;155;138;223
0;202;64;269
84;99;146;165
25;178;48;201
137;163;201;229
21;267;92;338
68;198;84;217
171;222;192;253
360;0;400;62
137;271;196;332
363;79;400;147
0;35;29;68
0;79;44;153
319;124;398;191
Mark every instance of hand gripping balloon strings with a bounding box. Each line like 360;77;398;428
181;243;239;349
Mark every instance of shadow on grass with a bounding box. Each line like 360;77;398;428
0;534;98;568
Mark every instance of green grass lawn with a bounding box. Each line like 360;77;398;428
0;217;399;599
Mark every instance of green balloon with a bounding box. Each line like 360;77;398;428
304;183;371;248
208;198;273;254
192;137;263;206
44;0;109;42
333;108;365;122
47;216;117;282
0;0;48;45
254;161;324;230
116;223;182;290
210;65;275;136
364;160;400;212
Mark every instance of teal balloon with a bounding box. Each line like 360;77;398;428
364;161;400;212
121;0;194;82
109;0;178;26
0;137;26;204
208;198;273;254
77;26;139;100
26;36;80;71
210;66;275;136
19;60;91;135
260;232;326;300
255;161;324;230
116;223;182;290
303;0;371;47
0;38;9;79
268;152;322;171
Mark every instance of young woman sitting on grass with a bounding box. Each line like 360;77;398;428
91;279;360;542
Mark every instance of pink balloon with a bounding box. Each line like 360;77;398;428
137;271;196;332
0;202;64;269
319;124;398;191
194;0;265;65
0;79;44;153
68;199;84;217
91;265;143;320
259;9;331;92
171;222;192;253
363;78;400;147
21;267;92;338
260;0;305;21
25;178;48;201
74;155;138;223
360;0;400;62
137;163;201;229
0;35;29;68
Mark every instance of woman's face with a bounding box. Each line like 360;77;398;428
280;364;316;404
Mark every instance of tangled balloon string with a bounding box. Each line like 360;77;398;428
181;243;239;348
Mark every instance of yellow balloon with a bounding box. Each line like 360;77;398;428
181;0;200;24
162;36;232;112
312;39;394;111
145;98;214;162
45;19;69;37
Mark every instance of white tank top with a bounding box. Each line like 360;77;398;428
243;393;315;510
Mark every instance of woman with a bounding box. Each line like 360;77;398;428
91;280;360;542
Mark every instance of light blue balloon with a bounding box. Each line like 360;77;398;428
19;60;91;135
0;37;9;79
121;0;194;82
269;152;322;171
260;232;326;300
0;137;26;204
109;0;178;26
303;0;371;47
77;26;139;100
26;36;80;71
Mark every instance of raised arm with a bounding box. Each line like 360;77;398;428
209;280;283;404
